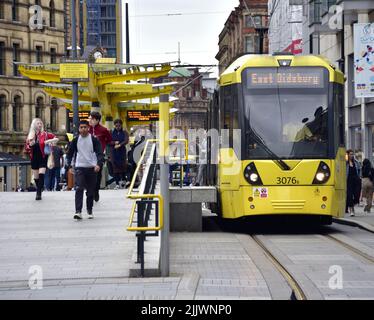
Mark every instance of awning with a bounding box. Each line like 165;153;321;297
0;152;30;167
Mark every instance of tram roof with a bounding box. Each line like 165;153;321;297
219;54;345;86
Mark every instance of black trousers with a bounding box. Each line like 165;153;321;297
75;167;97;212
95;166;103;196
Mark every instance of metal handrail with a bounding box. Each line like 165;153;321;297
126;139;160;232
126;138;188;232
125;138;188;277
127;139;158;197
127;194;164;231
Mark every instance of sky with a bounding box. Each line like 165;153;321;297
123;0;239;73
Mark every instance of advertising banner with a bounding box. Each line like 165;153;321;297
354;23;374;98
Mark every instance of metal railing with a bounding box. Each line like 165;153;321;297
127;139;161;277
126;138;188;276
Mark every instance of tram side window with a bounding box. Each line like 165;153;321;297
334;84;345;148
223;86;232;130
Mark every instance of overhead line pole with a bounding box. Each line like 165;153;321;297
71;0;79;136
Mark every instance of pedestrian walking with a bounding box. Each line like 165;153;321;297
48;144;64;191
88;112;111;202
361;158;374;213
25;118;59;200
66;120;104;220
110;119;129;189
346;149;361;216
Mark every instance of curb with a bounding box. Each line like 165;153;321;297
332;217;374;234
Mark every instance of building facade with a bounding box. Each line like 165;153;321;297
268;0;303;54
168;67;211;137
216;0;269;74
0;0;69;191
302;0;374;162
84;0;122;60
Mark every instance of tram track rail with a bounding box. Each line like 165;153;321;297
323;233;374;264
251;235;307;300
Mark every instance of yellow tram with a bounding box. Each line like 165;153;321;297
208;54;346;225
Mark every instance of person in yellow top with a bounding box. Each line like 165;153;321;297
294;123;313;142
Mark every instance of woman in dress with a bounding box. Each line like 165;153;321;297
25;118;58;200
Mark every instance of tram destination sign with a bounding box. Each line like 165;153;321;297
127;110;159;122
247;68;325;89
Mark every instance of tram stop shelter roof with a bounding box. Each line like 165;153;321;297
0;152;30;167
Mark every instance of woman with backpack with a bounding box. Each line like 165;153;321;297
25;118;58;200
361;158;374;213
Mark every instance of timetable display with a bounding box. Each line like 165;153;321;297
127;110;159;122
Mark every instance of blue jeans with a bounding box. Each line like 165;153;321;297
48;167;61;190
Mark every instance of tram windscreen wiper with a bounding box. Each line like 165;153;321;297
246;128;291;171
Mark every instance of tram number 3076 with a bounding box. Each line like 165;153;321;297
276;177;299;185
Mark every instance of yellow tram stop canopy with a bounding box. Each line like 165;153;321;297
17;62;177;128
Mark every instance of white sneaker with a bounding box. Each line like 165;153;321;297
114;185;120;190
74;212;82;220
87;211;94;219
350;212;355;217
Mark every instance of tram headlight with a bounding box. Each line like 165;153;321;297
312;161;331;184
244;162;263;185
250;173;259;182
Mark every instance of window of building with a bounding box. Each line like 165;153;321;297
321;0;337;16
50;0;56;28
0;95;6;131
0;42;5;75
245;35;259;53
12;0;19;22
309;0;322;25
50;98;57;131
36;46;42;63
350;126;362;157
245;15;262;28
50;48;57;63
35;97;44;120
13;95;22;132
12;43;20;76
0;2;5;20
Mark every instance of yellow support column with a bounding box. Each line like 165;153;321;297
159;93;170;277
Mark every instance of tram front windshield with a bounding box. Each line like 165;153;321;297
243;67;329;159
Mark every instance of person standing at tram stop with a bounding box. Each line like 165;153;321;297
25;118;59;200
66;120;104;220
361;158;374;213
88;111;112;202
110;119;129;189
346;149;362;216
196;136;207;186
